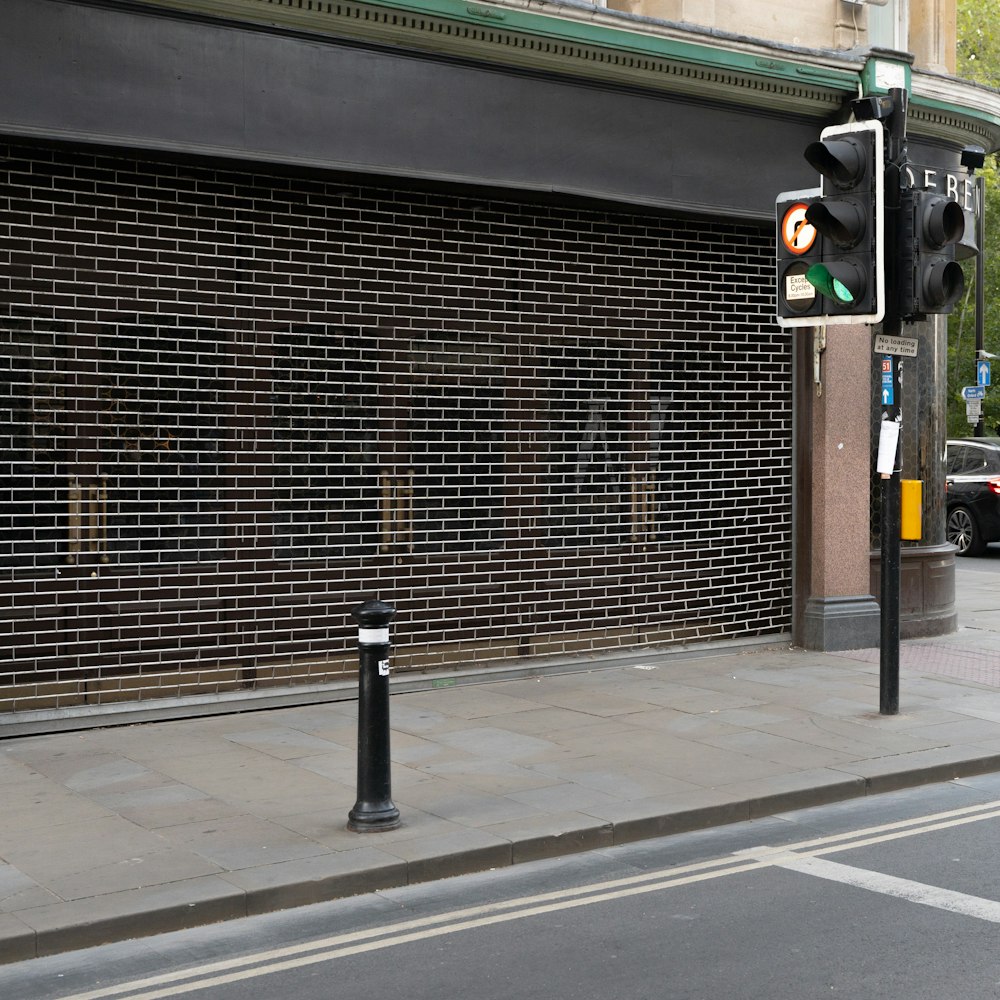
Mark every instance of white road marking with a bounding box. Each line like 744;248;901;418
771;853;1000;924
54;795;1000;1000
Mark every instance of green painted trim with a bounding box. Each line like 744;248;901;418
860;53;912;95
330;0;862;90
361;0;998;133
132;0;1000;143
912;93;1000;131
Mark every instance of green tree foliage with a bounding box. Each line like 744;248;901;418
958;0;1000;87
948;0;1000;436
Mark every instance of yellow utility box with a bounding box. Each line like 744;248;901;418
900;480;922;540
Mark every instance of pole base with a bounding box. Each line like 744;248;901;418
347;801;401;832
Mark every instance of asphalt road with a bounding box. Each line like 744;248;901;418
961;542;1000;567
8;774;1000;1000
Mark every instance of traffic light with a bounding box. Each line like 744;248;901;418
775;190;825;327
801;121;884;325
901;189;966;318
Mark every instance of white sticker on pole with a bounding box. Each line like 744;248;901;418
359;627;390;645
378;659;390;676
876;420;900;477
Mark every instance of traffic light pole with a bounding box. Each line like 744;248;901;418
879;88;908;716
777;87;973;714
975;171;986;437
879;360;901;716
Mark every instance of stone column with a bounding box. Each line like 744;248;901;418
796;326;881;650
870;315;956;637
908;0;957;74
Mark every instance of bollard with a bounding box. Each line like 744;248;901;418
348;599;401;832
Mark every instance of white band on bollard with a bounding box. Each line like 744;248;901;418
358;627;390;645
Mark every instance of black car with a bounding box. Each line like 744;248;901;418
945;438;1000;556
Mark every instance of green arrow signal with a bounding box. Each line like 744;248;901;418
805;264;856;304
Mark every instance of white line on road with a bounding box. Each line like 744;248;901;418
52;795;1000;1000
771;853;1000;923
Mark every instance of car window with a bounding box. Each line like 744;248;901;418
966;448;991;474
947;445;970;475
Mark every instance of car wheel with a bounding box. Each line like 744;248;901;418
947;506;986;556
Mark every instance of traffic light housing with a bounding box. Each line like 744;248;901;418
776;189;826;326
901;189;966;318
775;121;884;328
802;121;884;325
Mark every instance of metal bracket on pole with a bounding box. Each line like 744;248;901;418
813;327;827;397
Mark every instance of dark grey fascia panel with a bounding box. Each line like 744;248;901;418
0;0;853;218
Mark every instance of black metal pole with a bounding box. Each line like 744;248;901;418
879;373;901;715
348;600;400;832
975;172;986;437
879;88;907;716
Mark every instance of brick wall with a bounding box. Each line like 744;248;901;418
0;140;792;719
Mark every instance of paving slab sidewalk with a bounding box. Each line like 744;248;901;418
2;566;1000;963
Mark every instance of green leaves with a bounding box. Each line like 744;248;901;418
958;0;1000;87
947;1;1000;434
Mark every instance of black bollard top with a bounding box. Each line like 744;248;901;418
352;600;396;629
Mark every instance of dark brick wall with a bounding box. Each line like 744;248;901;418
0;140;792;715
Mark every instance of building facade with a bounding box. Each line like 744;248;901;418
0;0;997;732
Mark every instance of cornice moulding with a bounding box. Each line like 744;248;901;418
117;0;861;115
91;0;1000;149
909;71;1000;151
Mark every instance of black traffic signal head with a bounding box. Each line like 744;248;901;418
774;119;885;329
798;122;883;323
776;191;825;325
902;189;966;318
805;199;865;249
805;260;867;308
922;195;965;249
804;136;868;191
